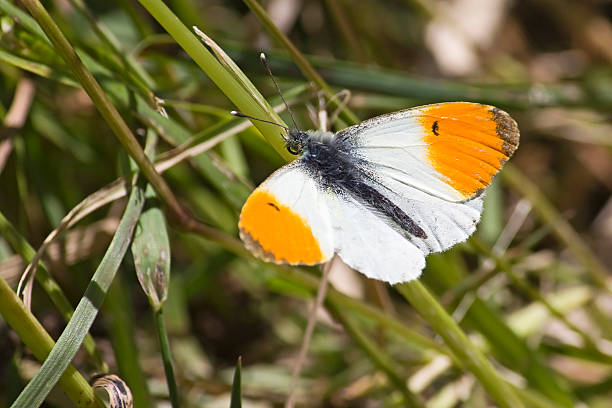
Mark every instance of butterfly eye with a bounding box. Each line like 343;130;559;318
287;145;300;155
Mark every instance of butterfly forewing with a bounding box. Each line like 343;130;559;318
338;102;519;202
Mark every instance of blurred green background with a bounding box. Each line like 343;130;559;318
1;0;612;407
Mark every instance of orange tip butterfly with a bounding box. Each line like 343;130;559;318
238;102;519;284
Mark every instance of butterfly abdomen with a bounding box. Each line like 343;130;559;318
357;181;427;239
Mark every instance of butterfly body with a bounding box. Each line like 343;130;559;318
239;102;519;284
295;130;428;239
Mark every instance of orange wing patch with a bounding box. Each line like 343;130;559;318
419;102;519;199
239;190;327;265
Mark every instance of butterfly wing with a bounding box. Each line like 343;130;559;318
238;160;434;282
323;176;482;284
323;102;514;282
239;162;334;265
368;175;483;253
325;190;427;283
337;102;519;202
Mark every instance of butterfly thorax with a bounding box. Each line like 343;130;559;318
291;130;358;190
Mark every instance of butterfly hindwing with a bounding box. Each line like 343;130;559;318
325;188;426;283
238;162;334;265
362;175;483;254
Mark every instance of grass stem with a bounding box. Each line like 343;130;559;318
154;308;181;408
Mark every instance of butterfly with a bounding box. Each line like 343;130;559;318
238;102;519;284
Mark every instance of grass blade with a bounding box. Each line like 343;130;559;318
10;177;145;407
0;275;104;408
396;281;525;408
230;357;242;408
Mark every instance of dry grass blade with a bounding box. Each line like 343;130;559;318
0;79;35;173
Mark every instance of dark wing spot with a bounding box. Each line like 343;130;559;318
432;121;440;136
491;108;520;148
267;202;280;211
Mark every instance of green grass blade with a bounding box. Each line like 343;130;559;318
424;254;574;406
0;275;104;408
502;165;611;291
328;302;426;407
136;0;292;160
396;281;525;408
10;178;145;408
19;0;187;225
106;276;153;408
0;49;78;87
0;211;107;371
154;308;181;408
230;357;242;408
242;0;359;125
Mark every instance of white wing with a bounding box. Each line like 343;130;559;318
368;175;482;254
337;102;519;202
239;162;334;265
238;161;479;283
325;189;427;284
324;178;482;284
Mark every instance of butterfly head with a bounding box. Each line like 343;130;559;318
285;128;308;156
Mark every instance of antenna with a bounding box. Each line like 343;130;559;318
230;110;289;132
260;53;299;130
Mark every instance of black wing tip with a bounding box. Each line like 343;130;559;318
490;107;520;156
